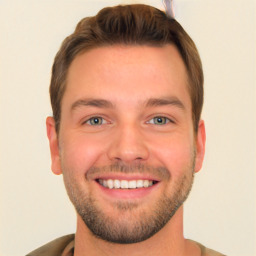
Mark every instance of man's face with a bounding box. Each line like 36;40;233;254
47;45;205;243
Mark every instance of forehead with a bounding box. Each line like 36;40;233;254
63;44;190;109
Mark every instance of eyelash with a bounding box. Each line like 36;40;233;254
147;116;174;125
83;116;174;126
83;116;107;126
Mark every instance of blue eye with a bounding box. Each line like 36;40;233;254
86;117;105;125
148;116;171;125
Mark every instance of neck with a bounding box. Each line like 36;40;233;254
74;206;200;256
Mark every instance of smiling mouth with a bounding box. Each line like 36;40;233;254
96;179;158;189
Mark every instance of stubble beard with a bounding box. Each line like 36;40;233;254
62;158;195;244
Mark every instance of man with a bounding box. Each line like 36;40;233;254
27;3;225;256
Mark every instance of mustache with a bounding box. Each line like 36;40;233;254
86;163;170;181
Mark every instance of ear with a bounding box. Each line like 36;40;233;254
46;117;62;175
194;120;206;173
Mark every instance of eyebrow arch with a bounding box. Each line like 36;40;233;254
145;97;185;110
71;98;114;111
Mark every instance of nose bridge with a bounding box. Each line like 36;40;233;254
107;122;149;163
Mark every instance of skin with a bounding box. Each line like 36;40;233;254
46;44;206;256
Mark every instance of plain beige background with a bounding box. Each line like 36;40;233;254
0;0;255;255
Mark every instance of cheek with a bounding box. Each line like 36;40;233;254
150;134;195;176
60;134;106;175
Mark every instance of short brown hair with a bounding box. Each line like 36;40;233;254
50;4;203;133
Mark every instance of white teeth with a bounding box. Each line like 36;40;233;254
98;179;156;189
128;180;137;189
107;179;114;189
114;179;121;189
121;180;129;189
136;180;144;188
143;180;149;188
103;180;108;188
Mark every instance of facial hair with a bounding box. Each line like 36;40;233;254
62;157;195;244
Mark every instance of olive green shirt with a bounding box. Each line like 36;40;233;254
26;234;226;256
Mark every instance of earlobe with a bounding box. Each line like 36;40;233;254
46;117;62;175
194;120;206;173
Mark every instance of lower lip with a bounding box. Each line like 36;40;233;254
95;181;160;200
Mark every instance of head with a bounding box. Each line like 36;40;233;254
47;4;205;244
50;4;203;134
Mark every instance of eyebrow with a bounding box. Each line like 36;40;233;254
71;98;114;111
70;96;185;111
145;97;185;110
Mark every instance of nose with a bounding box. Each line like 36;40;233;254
107;124;149;164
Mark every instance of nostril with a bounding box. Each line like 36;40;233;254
107;135;150;163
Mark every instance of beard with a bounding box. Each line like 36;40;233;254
62;156;195;244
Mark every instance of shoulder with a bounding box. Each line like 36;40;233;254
26;234;75;256
190;240;227;256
